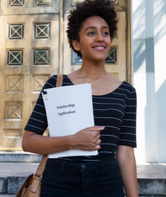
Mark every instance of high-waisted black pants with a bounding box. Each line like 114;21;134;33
41;155;124;197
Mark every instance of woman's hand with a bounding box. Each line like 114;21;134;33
22;126;104;155
67;126;104;151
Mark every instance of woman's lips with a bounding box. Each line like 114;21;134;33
93;46;105;51
92;44;106;51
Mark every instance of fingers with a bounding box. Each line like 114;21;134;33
88;126;105;131
74;126;104;151
93;138;101;150
87;126;105;138
93;140;102;150
90;127;103;139
94;144;101;150
95;133;100;141
86;135;101;151
88;126;103;150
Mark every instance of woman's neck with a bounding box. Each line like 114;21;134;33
78;59;107;79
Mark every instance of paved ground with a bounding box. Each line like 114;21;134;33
0;195;162;197
137;163;166;179
0;162;165;196
0;163;38;177
0;195;15;197
0;162;166;178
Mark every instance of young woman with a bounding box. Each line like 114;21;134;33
22;0;138;196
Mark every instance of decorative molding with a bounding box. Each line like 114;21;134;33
7;50;23;66
3;128;22;138
34;0;52;6
105;47;117;64
9;0;24;6
72;0;118;5
9;24;24;39
72;51;82;65
34;23;50;39
5;102;22;120
32;75;50;92
5;75;23;93
34;49;50;65
2;0;59;14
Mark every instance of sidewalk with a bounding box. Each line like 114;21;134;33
0;162;166;196
137;163;166;196
0;162;166;178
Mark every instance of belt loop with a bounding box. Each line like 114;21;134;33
61;161;66;173
100;160;105;173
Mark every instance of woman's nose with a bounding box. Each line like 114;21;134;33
95;32;104;42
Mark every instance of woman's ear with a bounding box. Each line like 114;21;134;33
72;40;81;51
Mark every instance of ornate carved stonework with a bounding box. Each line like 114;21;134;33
9;0;24;6
32;75;50;92
3;128;22;138
5;102;22;120
9;24;24;39
34;0;52;6
5;75;23;93
7;50;23;66
72;0;118;5
34;49;50;65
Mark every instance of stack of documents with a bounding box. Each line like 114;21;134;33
42;83;97;158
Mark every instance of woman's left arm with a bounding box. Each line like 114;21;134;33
116;145;138;197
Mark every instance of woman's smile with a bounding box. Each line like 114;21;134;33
92;44;106;51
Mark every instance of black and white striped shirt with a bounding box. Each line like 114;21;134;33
25;75;137;161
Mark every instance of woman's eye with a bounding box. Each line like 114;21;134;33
103;32;109;36
88;32;95;36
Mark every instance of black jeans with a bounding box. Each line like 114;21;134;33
41;155;124;197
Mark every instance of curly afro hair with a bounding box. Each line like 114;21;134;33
66;0;118;58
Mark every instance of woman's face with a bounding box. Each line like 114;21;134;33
72;16;111;62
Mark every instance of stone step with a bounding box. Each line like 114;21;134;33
0;152;166;196
0;152;41;163
137;163;166;195
0;194;155;197
0;196;152;197
0;164;166;196
0;195;15;197
0;195;161;197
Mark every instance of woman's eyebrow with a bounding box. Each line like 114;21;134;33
84;26;109;32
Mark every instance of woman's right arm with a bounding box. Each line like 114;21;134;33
22;126;104;155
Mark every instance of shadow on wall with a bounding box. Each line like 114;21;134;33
133;0;166;162
155;79;166;162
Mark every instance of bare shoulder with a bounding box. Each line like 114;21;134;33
105;73;123;87
92;73;123;95
67;70;82;80
67;71;77;78
67;69;83;77
67;71;124;95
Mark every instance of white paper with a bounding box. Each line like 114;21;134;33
41;83;97;158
